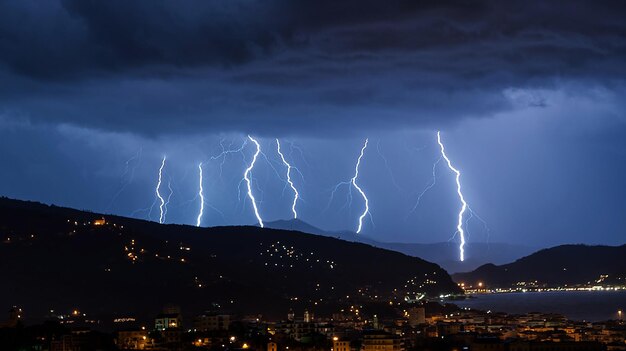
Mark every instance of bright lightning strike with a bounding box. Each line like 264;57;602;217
276;139;299;219
244;135;264;228
437;131;468;262
325;139;371;232
196;163;204;227
156;156;167;224
352;138;370;234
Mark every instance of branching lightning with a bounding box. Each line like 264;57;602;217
208;138;248;177
107;147;143;212
352;139;370;234
156;156;167;224
376;140;404;193
325;139;371;233
325;179;353;213
163;178;173;220
408;156;442;215
196;162;204;227
188;137;248;223
244;135;264;228
276;139;299;219
288;142;312;170
437;131;468;261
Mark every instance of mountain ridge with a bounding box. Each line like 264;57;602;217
452;243;626;287
0;197;461;325
264;218;537;273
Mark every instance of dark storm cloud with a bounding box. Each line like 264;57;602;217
0;0;625;135
0;0;476;77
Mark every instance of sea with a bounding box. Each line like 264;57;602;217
451;290;626;322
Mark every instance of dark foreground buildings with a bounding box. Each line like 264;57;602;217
1;302;623;351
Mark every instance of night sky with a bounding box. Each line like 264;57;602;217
0;1;625;247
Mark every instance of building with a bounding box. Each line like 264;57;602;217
470;337;506;351
194;313;231;331
50;332;109;351
51;335;80;351
361;331;404;351
508;341;605;351
155;313;181;331
116;329;152;350
407;307;425;327
0;307;21;328
155;305;182;331
334;338;351;351
437;322;463;336
161;329;183;346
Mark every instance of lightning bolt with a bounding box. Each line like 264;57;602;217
196;162;204;227
325;139;371;233
352;139;370;234
244;135;264;228
326;180;352;214
208;138;248;177
156;156;167;224
276;139;300;219
165;137;247;225
163;178;173;221
437;131;467;262
408;156;442;215
375;140;404;194
106;147;142;212
288;141;312;169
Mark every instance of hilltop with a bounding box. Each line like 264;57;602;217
0;197;461;325
452;244;626;288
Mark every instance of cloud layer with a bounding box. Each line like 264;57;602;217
0;0;624;135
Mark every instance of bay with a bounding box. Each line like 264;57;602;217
452;290;626;322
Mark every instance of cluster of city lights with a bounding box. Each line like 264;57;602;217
258;241;336;270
